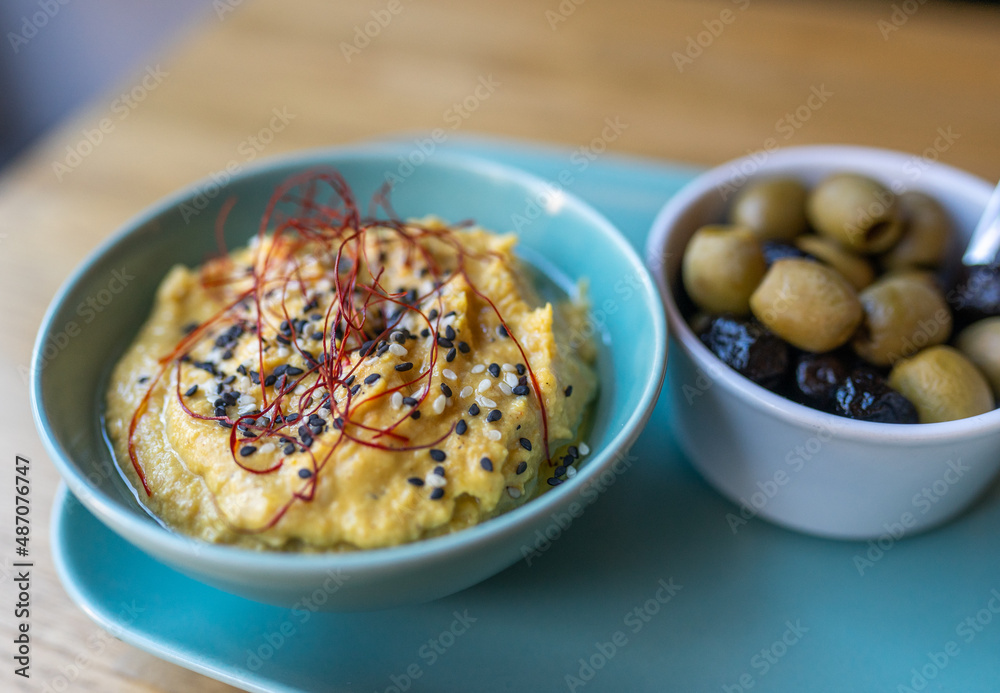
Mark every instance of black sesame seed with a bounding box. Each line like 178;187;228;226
440;383;453;398
250;370;260;384
264;374;277;387
488;363;500;378
311;424;324;435
276;334;291;345
237;364;247;375
446;348;456;362
487;409;502;422
516;461;527;474
430;488;445;500
240;445;257;456
221;349;234;360
395;362;414;372
345;374;356;387
223;374;236;385
403;396;418;406
429;309;439;320
411;410;421;419
430;449;446;462
436;336;453;348
283;443;296;455
311;331;323;341
516;363;525;375
547;477;563;486
433;465;445;476
420;328;430;338
285;413;301;423
298;425;311;439
458;341;470;354
498;325;509;337
445;325;456;341
407;477;424;487
218;421;232;428
480;457;493;472
565;385;573;397
184;384;199;397
377;343;390;357
333;417;344;430
519;437;532;451
468;403;480;416
455;419;468;435
360;340;375;356
214;397;226;408
298;468;312;479
567;445;579;458
555;465;567;477
350;384;361;396
182;322;199;334
216;382;224;394
512;385;530;396
301;434;314;448
214;406;227;417
364;373;381;385
285;366;304;376
222;392;237;405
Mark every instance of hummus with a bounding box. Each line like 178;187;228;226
105;214;596;551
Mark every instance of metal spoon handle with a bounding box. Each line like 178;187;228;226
963;179;1000;265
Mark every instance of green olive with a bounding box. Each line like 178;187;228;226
729;177;809;241
807;173;904;254
881;191;953;270
749;258;863;352
794;235;875;290
955;317;1000;398
682;225;766;315
888;345;994;423
852;274;952;367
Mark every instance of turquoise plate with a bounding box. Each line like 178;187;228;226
52;136;1000;692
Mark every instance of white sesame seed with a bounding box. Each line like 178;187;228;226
471;364;486;374
443;369;457;381
507;486;522;499
388;343;408;357
433;394;447;414
277;347;290;359
477;378;491;393
459;386;473;398
566;465;577;478
426;474;446;488
502;363;516;372
259;443;276;455
579;442;590;455
487;429;502;441
504;372;518;388
391;391;403;409
499;382;512;395
478;395;497;408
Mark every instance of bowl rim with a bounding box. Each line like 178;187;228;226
31;144;667;574
645;143;1000;444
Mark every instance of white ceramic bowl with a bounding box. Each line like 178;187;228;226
645;145;1000;540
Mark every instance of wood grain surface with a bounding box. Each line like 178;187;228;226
3;0;1000;690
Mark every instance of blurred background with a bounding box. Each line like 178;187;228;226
0;0;210;166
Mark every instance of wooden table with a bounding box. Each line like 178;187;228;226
3;1;1000;690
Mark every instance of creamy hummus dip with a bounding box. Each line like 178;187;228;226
106;209;596;551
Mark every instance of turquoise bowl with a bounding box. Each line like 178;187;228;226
31;146;667;610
